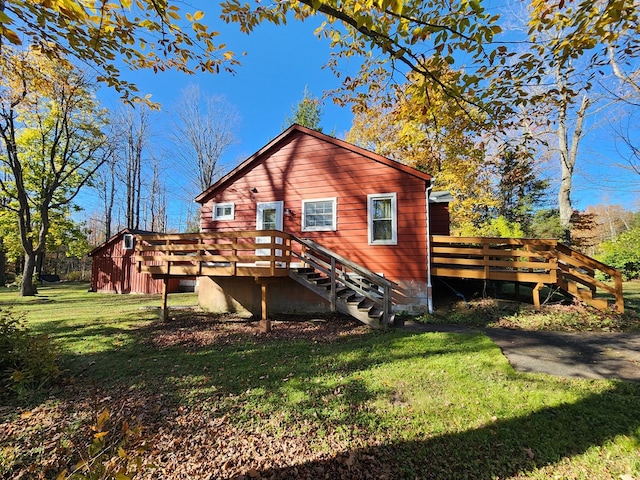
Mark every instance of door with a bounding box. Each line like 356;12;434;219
256;201;284;259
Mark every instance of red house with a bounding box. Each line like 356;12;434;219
89;229;185;294
194;124;450;317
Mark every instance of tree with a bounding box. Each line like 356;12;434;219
148;159;167;232
223;0;638;120
347;70;495;233
283;86;324;132
110;105;154;231
0;0;239;102
93;147;118;243
171;85;239;193
0;47;106;295
491;146;549;235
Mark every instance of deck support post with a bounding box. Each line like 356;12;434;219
532;282;544;311
255;277;271;333
160;277;169;321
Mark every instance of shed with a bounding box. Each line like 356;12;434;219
89;229;184;294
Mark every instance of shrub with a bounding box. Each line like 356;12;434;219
597;226;640;280
0;310;60;399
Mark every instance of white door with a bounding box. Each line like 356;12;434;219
256;201;284;258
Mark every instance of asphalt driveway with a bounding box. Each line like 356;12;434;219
405;321;640;382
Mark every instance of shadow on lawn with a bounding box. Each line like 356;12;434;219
51;316;640;480
260;382;640;479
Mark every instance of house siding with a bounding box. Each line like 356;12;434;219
200;130;437;302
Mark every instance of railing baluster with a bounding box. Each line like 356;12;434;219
330;257;336;313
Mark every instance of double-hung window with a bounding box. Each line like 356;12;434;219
212;202;235;221
302;198;337;232
368;193;397;245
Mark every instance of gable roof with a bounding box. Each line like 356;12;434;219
88;228;155;257
195;124;432;204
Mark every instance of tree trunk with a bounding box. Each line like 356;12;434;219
556;71;590;244
35;250;45;277
21;252;37;296
0;239;5;287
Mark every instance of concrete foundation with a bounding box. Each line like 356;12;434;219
198;276;331;316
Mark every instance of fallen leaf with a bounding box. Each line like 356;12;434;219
247;468;260;478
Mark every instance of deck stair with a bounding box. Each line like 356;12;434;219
288;236;397;328
431;236;624;312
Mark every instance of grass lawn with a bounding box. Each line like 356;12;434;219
1;282;639;479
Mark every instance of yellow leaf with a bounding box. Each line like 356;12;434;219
56;469;68;480
20;410;33;419
193;10;205;21
93;430;109;439
0;10;13;24
97;408;109;427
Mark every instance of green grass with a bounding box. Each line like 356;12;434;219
1;283;639;479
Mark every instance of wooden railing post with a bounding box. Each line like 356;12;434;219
614;272;624;312
330;257;336;313
165;239;171;276
383;285;391;327
232;236;237;276
483;240;490;279
270;233;276;277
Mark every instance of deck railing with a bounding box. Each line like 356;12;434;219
290;236;397;326
134;231;291;278
431;236;624;312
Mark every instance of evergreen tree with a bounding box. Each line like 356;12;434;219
283;87;323;132
492;147;550;235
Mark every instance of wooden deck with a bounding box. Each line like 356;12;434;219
135;231;291;278
134;232;625;321
431;236;624;312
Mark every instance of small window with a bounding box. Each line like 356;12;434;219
123;234;135;250
212;202;235;221
302;198;337;232
368;193;397;245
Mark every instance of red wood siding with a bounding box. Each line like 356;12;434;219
200;131;437;285
90;232;180;294
430;203;450;236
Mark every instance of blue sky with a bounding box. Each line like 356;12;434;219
100;17;356;163
89;7;640;230
92;17;362;229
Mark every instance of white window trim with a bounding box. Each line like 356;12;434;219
367;192;397;245
256;201;284;231
123;233;135;250
212;202;235;221
301;197;337;232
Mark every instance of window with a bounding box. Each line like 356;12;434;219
123;234;135;250
368;193;397;245
302;198;337;232
212;202;235;221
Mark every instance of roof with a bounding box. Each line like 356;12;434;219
195;124;433;204
88;228;156;257
430;191;454;203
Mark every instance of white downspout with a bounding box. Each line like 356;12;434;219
425;178;435;314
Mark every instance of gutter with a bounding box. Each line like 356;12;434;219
425;178;435;314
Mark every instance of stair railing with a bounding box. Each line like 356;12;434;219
546;243;624;312
289;235;397;326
